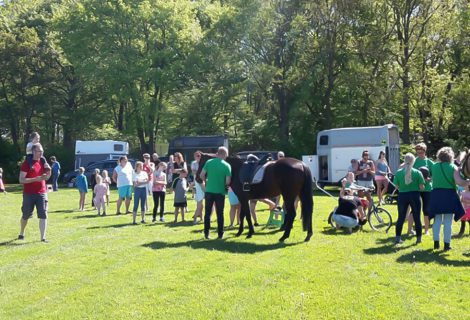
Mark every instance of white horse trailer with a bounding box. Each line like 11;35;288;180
74;140;129;169
303;124;400;185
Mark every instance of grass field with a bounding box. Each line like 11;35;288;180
1;186;470;320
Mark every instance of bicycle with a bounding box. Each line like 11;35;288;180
315;180;393;232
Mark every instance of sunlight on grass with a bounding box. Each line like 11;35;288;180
1;186;470;319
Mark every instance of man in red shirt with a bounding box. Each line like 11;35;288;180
18;143;51;242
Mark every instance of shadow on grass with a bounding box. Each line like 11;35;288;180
87;223;134;229
396;249;470;267
142;239;299;254
50;209;75;214
74;213;109;219
0;239;24;247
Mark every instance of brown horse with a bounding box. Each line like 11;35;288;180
459;150;470;178
196;154;313;242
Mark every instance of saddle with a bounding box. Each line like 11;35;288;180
239;154;273;191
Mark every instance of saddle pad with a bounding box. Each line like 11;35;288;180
252;161;274;184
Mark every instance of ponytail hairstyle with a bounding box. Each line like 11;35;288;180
403;153;415;185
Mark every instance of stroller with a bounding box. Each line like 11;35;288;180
384;173;398;205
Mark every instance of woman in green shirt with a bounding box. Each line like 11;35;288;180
429;147;470;251
393;153;425;245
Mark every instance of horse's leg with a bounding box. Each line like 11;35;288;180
236;200;247;237
279;198;296;242
245;201;255;238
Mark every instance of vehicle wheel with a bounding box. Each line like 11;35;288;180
368;208;392;232
384;195;393;205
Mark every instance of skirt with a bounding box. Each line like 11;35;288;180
429;188;465;221
461;208;470;222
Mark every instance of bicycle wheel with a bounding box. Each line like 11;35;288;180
368;207;392;232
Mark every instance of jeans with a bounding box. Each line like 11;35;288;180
152;191;165;219
433;214;453;243
332;213;358;228
52;173;59;191
396;191;422;238
204;192;225;237
133;187;147;213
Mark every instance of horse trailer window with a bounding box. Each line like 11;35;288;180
319;135;329;145
113;144;123;152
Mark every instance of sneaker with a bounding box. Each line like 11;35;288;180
395;238;404;245
102;212;107;216
160;217;165;222
116;212;121;215
41;239;49;243
18;235;24;240
141;220;146;224
132;222;137;225
254;222;260;227
152;218;156;222
407;230;416;236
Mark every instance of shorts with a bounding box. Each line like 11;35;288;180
374;175;386;181
228;191;239;206
356;180;374;189
195;182;205;202
118;185;133;199
174;201;187;208
22;193;48;219
332;213;358;228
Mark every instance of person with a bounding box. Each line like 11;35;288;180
143;153;155;211
0;168;6;194
413;143;434;235
25;132;48;170
375;151;391;205
393;153;425;245
75;167;88;211
277;151;285;159
331;188;366;232
347;159;359;174
249;199;276;226
167;155;174;190
93;175;108;216
355;150;375;189
101;170;111;206
429;147;470;251
152;152;161;167
458;185;470;236
132;161;148;224
228;186;240;227
50;156;61;191
191;151;204;224
340;171;356;197
18;143;51;242
172;168;189;222
112;156;133;215
152;162;167;222
200;146;231;239
90;168;100;207
172;152;187;182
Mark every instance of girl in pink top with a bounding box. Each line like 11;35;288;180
94;175;108;216
458;185;470;236
0;168;6;194
101;170;111;206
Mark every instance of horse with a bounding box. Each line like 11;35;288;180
458;150;470;179
196;153;313;242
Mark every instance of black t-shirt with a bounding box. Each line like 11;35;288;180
335;196;361;219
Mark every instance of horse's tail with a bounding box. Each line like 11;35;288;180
301;164;314;232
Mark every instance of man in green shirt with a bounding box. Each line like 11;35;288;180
200;146;231;239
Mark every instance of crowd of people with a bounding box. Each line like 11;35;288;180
8;132;470;251
334;143;470;251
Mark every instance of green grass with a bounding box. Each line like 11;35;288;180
1;186;470;319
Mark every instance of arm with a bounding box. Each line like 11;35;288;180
369;161;376;175
112;170;118;184
200;169;206;182
19;171;47;184
225;175;231;187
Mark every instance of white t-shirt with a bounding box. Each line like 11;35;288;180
132;171;148;188
191;160;199;174
114;163;133;187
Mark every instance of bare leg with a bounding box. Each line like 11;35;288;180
249;200;258;225
19;218;28;236
116;198;123;214
124;198;131;213
174;208;178;222
39;219;47;240
182;208;185;221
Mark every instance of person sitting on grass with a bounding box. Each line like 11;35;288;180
332;188;367;232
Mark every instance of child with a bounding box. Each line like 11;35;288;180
93;175;108;216
101;170;111;206
340;171;356;197
228;186;240;227
167;155;174;192
458;185;470;236
75;167;88;211
90;168;100;207
26;132;49;170
0;168;6;194
152;162;167;222
132;161;149;224
172;168;189;222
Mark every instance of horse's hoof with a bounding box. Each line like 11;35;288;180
235;232;242;237
246;233;253;239
279;236;288;242
304;234;312;242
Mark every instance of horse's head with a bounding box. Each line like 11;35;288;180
460;149;470;179
195;152;216;183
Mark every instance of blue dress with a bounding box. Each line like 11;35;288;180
75;174;88;193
